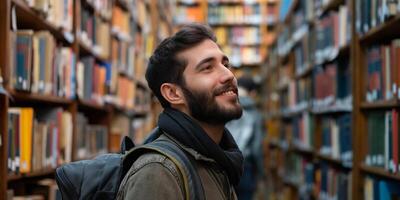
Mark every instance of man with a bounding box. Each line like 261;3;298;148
226;76;265;200
117;24;244;200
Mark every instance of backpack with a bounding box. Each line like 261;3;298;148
55;127;205;200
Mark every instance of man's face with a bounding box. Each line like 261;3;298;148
177;39;242;124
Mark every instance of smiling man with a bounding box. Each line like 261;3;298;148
117;24;244;200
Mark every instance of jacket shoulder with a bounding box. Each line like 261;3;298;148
117;152;185;200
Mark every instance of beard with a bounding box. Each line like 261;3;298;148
180;83;243;125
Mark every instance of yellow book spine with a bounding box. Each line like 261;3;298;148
20;108;34;173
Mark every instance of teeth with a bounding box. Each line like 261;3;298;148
221;91;235;95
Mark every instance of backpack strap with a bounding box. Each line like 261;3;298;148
123;139;205;200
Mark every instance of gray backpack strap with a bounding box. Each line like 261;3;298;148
123;139;205;200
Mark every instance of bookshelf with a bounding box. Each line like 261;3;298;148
264;0;400;199
0;0;174;198
264;0;354;199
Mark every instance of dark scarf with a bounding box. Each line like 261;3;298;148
158;108;244;186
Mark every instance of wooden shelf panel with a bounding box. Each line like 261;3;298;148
317;153;352;170
78;99;110;113
360;164;400;181
209;23;265;27
12;0;73;44
291;145;314;156
207;1;260;6
9;90;73;106
360;100;399;110
319;0;345;16
114;0;130;11
360;15;400;46
177;0;201;6
295;65;313;79
8;168;55;182
78;39;109;62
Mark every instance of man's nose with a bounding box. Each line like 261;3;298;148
219;64;235;84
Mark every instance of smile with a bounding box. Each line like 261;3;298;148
220;90;236;96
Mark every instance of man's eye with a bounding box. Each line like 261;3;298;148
223;62;231;68
202;65;212;71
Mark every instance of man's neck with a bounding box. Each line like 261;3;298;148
196;120;225;144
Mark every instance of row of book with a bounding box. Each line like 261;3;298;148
281;77;312;112
79;6;111;59
320;114;353;164
10;30;76;98
7;107;72;174
132;114;156;144
291;112;314;150
283;154;314;193
7;107;109;175
77;54;138;109
364;176;400;200
313;60;351;105
366;110;400;174
175;5;205;24
10;28;147;109
282;155;352;199
75;113;108;160
130;0;148;30
278;1;351;66
135;87;151;112
24;0;73;33
356;0;399;35
365;40;400;102
85;0;112;20
293;34;313;75
289;1;312;32
314;4;351;65
272;158;400;200
111;38;135;78
111;5;133;40
278;0;313;57
76;57;109;104
314;163;352;200
208;4;263;25
214;26;262;45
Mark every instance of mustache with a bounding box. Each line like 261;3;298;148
213;83;238;96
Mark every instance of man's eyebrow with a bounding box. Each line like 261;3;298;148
195;57;214;70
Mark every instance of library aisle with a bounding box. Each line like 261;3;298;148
0;0;400;200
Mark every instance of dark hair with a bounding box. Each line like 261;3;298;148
237;76;258;92
146;23;217;108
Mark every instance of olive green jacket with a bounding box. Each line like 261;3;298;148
116;134;237;200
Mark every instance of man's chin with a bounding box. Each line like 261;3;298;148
221;106;243;120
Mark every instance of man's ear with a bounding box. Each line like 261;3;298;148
160;83;185;106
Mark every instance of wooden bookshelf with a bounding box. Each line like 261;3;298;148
263;0;355;199
360;100;400;110
319;0;346;16
267;0;400;199
359;14;400;45
9;90;74;106
8;168;55;182
0;0;172;198
360;164;400;182
317;153;352;170
77;39;109;62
